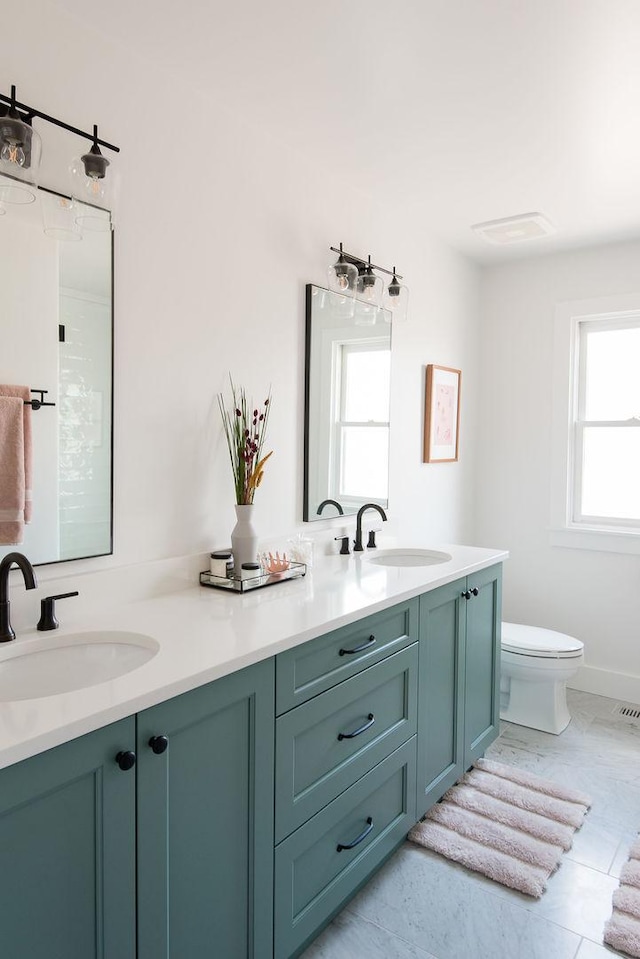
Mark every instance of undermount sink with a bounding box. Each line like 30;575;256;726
0;631;159;701
366;548;452;568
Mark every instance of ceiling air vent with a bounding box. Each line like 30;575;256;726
471;212;555;246
613;703;640;721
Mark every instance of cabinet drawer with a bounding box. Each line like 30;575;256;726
276;599;418;714
274;737;416;959
276;644;417;841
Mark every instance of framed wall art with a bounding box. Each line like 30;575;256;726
423;364;461;463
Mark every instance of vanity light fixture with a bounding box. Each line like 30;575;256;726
0;87;42;204
70;125;119;231
329;245;408;321
328;242;359;295
0;85;119;225
382;267;409;323
358;255;384;308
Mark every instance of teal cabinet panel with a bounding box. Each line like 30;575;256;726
463;564;502;768
274;738;417;959
417;564;503;816
276;644;418;841
276;599;418;714
136;659;275;959
0;717;136;959
417;578;465;816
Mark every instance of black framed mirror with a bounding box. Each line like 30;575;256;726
304;284;391;521
0;184;113;565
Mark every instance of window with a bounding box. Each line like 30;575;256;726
572;318;640;528
551;300;640;552
332;340;390;506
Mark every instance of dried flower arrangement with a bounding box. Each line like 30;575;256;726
218;378;273;505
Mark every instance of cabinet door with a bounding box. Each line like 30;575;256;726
463;563;502;768
0;718;136;959
417;579;465;816
137;659;275;959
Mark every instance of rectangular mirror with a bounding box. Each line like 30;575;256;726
304;284;391;521
0;185;113;565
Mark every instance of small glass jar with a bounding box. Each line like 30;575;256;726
240;562;261;581
210;550;233;578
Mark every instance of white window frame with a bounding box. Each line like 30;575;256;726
551;295;640;554
330;339;390;508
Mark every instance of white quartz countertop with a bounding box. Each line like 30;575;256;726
0;544;507;770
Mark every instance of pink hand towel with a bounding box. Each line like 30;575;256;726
0;395;26;544
0;385;33;544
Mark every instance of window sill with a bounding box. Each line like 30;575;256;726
549;526;640;555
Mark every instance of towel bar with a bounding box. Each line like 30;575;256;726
24;389;55;411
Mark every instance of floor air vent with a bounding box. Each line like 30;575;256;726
613;703;640;720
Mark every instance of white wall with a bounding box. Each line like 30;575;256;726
2;1;481;590
477;241;640;701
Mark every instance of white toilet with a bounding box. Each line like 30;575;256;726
500;622;584;735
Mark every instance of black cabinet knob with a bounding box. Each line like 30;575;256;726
116;750;136;771
149;735;169;755
471;587;479;597
461;590;472;600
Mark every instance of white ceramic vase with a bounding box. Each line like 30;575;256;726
231;504;258;570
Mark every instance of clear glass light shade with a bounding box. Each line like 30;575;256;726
331;293;357;321
328;253;358;297
41;192;82;242
354;302;379;326
70;153;117;231
357;268;384;307
383;276;409;323
0;118;41;204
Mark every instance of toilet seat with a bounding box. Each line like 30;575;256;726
501;622;584;660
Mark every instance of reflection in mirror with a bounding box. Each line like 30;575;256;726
0;183;113;565
304;284;391;521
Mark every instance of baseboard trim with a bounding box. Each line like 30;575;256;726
569;665;640;704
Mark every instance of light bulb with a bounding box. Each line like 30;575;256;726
361;282;377;303
1;142;26;166
86;175;105;200
337;273;349;291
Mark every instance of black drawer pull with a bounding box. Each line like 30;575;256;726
337;816;374;852
149;735;169;755
471;587;479;597
461;590;471;600
339;635;376;656
337;713;375;741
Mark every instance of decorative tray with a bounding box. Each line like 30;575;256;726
199;561;307;594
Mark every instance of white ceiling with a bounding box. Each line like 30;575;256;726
52;0;640;262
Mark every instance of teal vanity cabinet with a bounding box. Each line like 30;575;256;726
137;658;274;959
273;601;419;959
417;564;502;815
0;562;502;959
0;658;274;959
0;717;137;959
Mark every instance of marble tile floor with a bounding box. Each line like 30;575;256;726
301;689;640;959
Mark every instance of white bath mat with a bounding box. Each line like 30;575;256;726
408;757;591;897
604;835;640;957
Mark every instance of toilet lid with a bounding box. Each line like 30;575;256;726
501;622;584;658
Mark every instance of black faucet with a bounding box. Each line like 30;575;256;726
354;504;387;552
317;499;344;516
0;552;38;643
